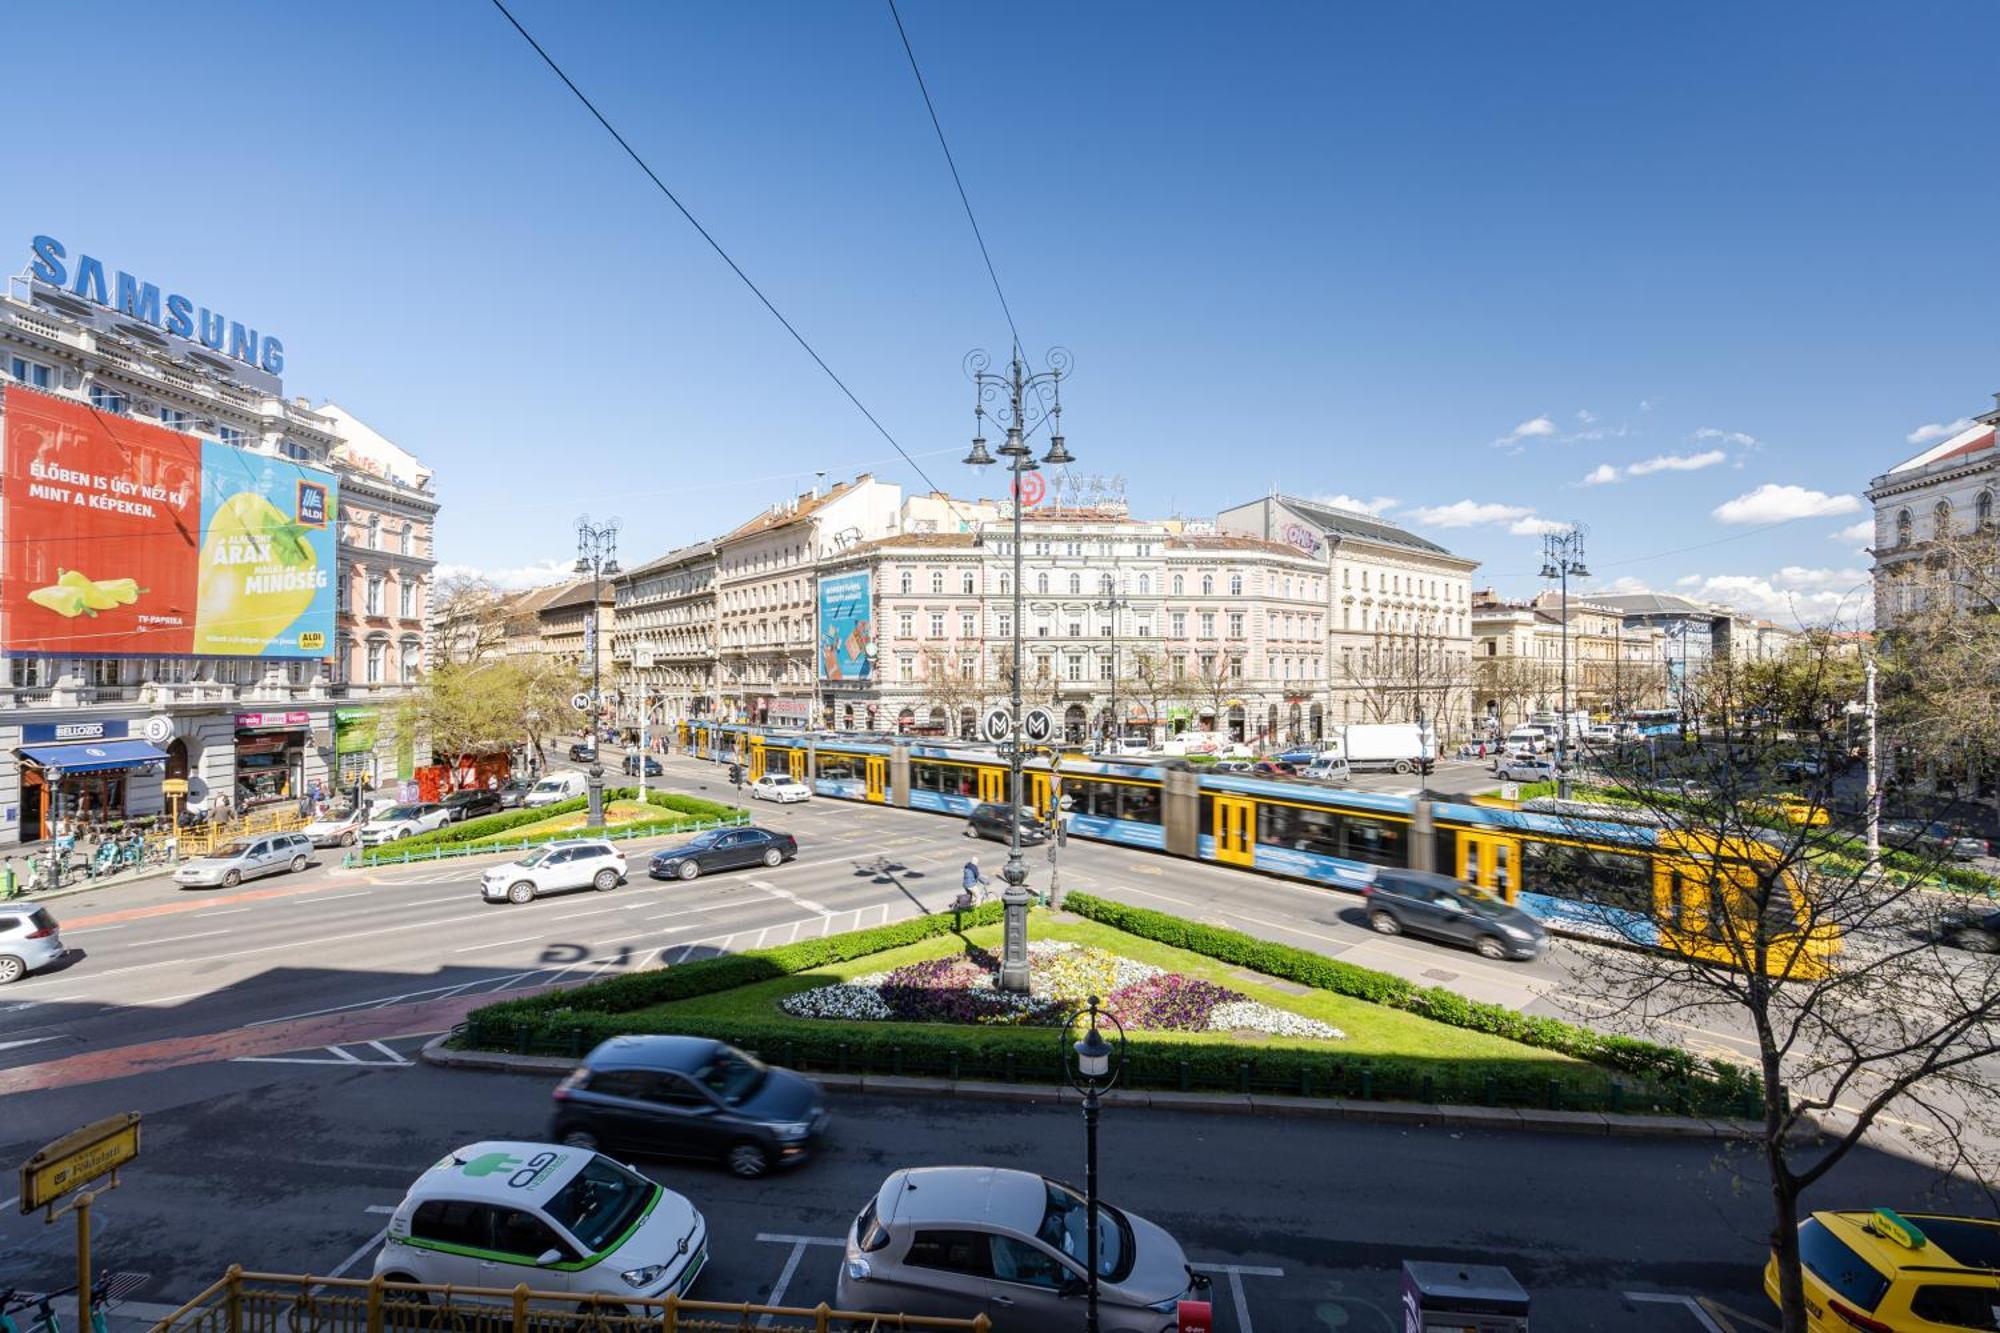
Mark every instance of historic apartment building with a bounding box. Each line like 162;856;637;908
1868;393;2000;629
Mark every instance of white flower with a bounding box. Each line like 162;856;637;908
780;983;892;1021
1206;1000;1343;1040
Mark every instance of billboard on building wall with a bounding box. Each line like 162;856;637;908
2;388;337;658
817;571;873;682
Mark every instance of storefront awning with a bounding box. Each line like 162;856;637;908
20;739;170;775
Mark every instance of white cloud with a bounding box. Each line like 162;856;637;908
1491;415;1558;448
1403;500;1534;528
1509;517;1571;536
1593;576;1652;595
1581;463;1621;486
1711;484;1862;525
1610;569;1871;626
1638;399;1656;412
1627;449;1727;476
1693;427;1759;448
435;558;577;591
1576;409;1598;425
1830;519;1874;544
1906;416;1975;446
1309;493;1398;516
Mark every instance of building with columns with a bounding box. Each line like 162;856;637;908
611;540;719;727
1868;394;2000;629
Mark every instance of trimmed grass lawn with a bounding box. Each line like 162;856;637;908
629;917;1587;1072
466;801;659;845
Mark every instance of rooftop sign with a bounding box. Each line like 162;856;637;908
27;235;283;374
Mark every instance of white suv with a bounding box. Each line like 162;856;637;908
749;774;811;803
482;840;627;905
375;1141;706;1307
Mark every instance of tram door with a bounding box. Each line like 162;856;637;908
1454;831;1520;903
1212;796;1255;867
977;768;1006;803
864;756;887;803
749;741;768;782
788;749;808;781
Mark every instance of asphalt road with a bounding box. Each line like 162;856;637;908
2;1057;1987;1332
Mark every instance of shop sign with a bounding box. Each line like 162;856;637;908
29;235;283;372
335;709;378;755
21;720;128;744
161;778;189;796
236;711;311;730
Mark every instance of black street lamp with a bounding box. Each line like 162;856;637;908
963;346;1073;994
1092;566;1130;752
1061;994;1126;1333
575;516;621;828
1539;524;1588;800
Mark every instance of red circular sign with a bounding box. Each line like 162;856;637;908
1013;472;1047;506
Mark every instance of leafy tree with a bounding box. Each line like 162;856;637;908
918;647;986;738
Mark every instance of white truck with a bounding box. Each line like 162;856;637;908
1322;723;1435;775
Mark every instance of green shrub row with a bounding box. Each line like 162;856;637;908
362;788;742;862
1060;893;1755;1100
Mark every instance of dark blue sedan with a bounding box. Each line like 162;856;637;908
650;827;798;881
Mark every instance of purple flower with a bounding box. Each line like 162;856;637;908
1103;975;1246;1032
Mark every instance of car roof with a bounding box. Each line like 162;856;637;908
585;1034;720;1075
1818;1210;2000;1274
409;1141;591;1207
877;1166;1047;1231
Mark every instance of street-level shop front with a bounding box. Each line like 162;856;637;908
13;720;168;839
234;711;319;807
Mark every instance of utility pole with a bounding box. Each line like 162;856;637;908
1540;525;1589;799
575;517;621;828
963;346;1075;993
1865;654;1880;870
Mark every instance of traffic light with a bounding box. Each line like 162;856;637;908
1418;756;1436;779
728;763;743;786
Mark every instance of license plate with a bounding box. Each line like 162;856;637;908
677;1247;706;1294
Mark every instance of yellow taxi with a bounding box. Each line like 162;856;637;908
1768;1208;2000;1331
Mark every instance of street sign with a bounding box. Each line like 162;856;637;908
570;693;590;712
1501;782;1520;802
161;778;188;796
981;706;1012;744
1023;707;1056;744
19;1112;140;1213
141;715;173;745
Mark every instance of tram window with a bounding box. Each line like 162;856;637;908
821;759;856;782
1200;799;1217;838
1435;831;1461;878
947;766;975;797
1523;843;1651;914
1343;816;1405;868
911;761;935;791
1120;784;1162;825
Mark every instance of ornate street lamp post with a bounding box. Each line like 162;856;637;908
575;516;621;828
963;347;1073;993
1061;995;1127;1333
1539;524;1588;800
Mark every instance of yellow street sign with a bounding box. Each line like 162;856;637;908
161;778;189;796
19;1112;140;1213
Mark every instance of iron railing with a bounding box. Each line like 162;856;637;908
345;815;751;868
150;1269;991;1333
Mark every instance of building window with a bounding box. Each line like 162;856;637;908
1037;573;1049;595
898;613;913;638
962;572;975;595
1068;573;1082;595
1137;620;1151;637
1201;612;1215;637
1896;509;1912;547
1230;574;1243;596
401;524;414;556
960;614;975;638
8;356;53;389
400;581;417;619
1068;621;1082;637
997;611;1013;637
88;383;127;414
366;641;385;683
366;575;384;615
899;656;914;683
1172;574;1184;595
999;573;1011;596
1170;655;1185;680
1231;657;1244;680
1935;499;1954;538
335;575;351;614
960;657;975;681
279;438;313;461
1229;612;1244;637
1099;655;1115;681
930;614;945;638
1980;492;1993;529
931;571;945;594
1171;611;1185;638
156;406;190;431
1101;573;1116;596
1066;655;1083;682
1138;574;1151;594
400;641;422;680
1201;575;1214;596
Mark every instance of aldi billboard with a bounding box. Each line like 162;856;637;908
2;387;336;658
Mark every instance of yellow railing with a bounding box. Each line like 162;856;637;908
169;807;314;859
152;1269;993;1333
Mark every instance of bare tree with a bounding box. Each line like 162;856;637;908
1550;628;2000;1333
1471;652;1547;733
1336;627;1469;737
1127;648;1182;747
918;647;986;739
1881;527;2000;800
430;572;509;665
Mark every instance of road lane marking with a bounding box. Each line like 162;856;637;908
1625;1292;1727;1333
149;928;233;945
365;1204;397;1214
298;890;371;903
0;1035;62;1053
327;1225;391;1279
365;1040;409;1063
452;934;545;953
744;878;833;917
754;1234;847;1329
1194;1261;1284;1333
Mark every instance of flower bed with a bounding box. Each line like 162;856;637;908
780;941;1344;1040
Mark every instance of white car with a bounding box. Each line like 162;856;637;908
482;840;627;904
524;772;590;807
302;809;367;847
374;1141;706;1307
748;774;811;803
359;803;453;846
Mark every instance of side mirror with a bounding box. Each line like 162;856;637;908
534;1248;564;1267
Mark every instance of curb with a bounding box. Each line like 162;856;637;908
419;1035;1769;1140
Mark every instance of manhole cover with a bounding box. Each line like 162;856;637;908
1422;968;1458;982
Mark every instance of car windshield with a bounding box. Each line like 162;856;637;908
698;1045;767;1105
1037;1180;1130;1280
214;840;255;858
531;780;563;792
542;1154;657;1254
378;806;418;821
684;830;723;848
515;847;554;867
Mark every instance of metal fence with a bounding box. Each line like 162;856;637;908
149;1270;991;1333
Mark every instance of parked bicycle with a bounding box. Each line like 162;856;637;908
0;1274;118;1333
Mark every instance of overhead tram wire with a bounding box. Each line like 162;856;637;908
485;0;968;520
885;0;1023;359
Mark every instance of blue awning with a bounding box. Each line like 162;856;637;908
20;739;171;775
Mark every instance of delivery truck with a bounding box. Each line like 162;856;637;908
1321;723;1435;774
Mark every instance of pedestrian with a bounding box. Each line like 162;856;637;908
486;773;499;792
962;857;990;904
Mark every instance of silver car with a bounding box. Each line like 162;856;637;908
0;906;66;984
174;831;314;888
837;1167;1198;1332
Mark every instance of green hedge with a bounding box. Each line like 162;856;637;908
360;788;743;863
1061;893;1755;1101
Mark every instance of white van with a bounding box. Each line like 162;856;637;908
523;771;589;807
1504;726;1548;754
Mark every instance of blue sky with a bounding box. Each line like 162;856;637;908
9;1;1997;626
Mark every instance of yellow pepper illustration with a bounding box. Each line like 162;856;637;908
27;584;91;618
24;570;146;619
59;569;120;611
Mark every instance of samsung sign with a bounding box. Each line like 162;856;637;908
27;235;283;374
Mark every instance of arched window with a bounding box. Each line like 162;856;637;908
1897;509;1912;548
900;571;912;594
1138;574;1151;595
1935;499;1954;538
1201;575;1214;596
931;570;945;594
400;524;414;556
962;572;975;595
999;573;1011;595
1101;573;1115;596
1230;574;1243;596
1068;573;1081;595
1980;492;1994;528
366;514;380;550
1037;573;1049;595
1172;574;1184;596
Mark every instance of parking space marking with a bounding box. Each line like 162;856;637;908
233;1042;414;1069
1194;1262;1283;1333
753;1233;845;1326
1626;1292;1727;1333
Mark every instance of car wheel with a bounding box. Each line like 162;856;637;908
576;1303;629;1320
593;868;619;891
558;1126;599;1150
0;955;25;985
965;823;977;837
290;854;308;873
679;860;701;881
726;1140;770;1179
762;847;783;868
1368;910;1401;936
1475;935;1509;961
507;881;536;905
341;830;357;846
222;869;241;888
379;1277;426;1305
1949;928;1999;954
1393;760;1413;775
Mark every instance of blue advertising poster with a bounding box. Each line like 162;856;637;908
194;439;337;657
817;572;873;681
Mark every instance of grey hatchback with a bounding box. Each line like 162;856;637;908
1359;868;1548;961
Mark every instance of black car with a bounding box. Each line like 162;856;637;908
1359;868;1548;961
441;789;504;822
965;802;1047;845
550;1034;827;1178
1939;908;2000;955
622;752;664;777
495;778;534;809
649;826;798;880
568;741;597;762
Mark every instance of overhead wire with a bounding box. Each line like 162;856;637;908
484;0;977;526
